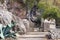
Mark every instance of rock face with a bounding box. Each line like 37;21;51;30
0;5;12;25
44;19;56;32
0;2;30;34
22;19;30;32
44;19;50;31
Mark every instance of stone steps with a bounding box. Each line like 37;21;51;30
17;32;49;38
26;32;48;35
17;38;47;40
16;32;48;40
18;35;45;38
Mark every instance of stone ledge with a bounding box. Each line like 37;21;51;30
16;32;49;38
26;32;49;35
19;35;46;38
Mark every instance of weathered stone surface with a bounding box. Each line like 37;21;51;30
16;32;48;40
17;38;47;40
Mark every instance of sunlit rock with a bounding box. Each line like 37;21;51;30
22;19;30;32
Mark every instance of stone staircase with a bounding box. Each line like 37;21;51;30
16;32;48;40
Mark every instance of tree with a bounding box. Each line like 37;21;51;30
37;2;49;14
42;6;60;19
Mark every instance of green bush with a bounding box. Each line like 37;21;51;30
42;6;60;19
